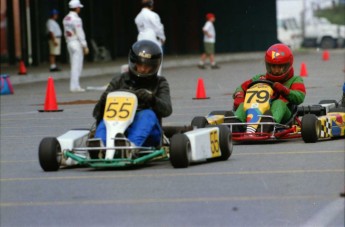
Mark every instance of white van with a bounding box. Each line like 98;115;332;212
277;18;303;50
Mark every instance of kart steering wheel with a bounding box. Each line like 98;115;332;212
247;80;280;101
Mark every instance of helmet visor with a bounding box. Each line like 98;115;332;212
266;63;290;76
129;54;161;77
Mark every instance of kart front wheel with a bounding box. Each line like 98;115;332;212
169;134;191;168
39;137;62;171
301;114;320;143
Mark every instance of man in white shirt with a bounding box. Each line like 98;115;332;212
46;9;62;72
198;13;220;69
63;0;89;92
135;0;165;75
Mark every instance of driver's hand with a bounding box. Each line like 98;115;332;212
135;89;154;106
233;91;245;110
273;82;290;96
241;80;252;92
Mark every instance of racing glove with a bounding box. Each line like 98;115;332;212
233;91;245;110
241;80;252;92
273;82;290;97
135;89;155;107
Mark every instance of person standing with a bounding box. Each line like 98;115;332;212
46;9;62;72
135;0;165;76
63;0;89;92
198;13;220;69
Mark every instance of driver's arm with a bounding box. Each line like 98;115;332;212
284;77;306;105
152;77;172;118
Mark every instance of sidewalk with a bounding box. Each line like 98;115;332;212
1;52;264;85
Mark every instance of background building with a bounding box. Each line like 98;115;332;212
0;0;277;66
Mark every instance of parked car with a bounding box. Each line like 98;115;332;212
277;17;303;50
303;17;345;49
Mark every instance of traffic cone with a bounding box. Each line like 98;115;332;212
18;60;27;75
38;77;63;112
193;78;209;99
322;50;330;61
299;62;308;77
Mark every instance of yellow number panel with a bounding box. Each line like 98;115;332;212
209;129;221;158
104;97;135;121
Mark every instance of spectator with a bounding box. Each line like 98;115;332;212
198;13;220;69
63;0;89;92
46;9;62;72
135;0;165;76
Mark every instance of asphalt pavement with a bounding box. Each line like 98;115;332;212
2;52;264;85
1;48;344;227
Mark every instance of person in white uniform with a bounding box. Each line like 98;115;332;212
63;0;89;92
46;9;62;72
135;0;165;76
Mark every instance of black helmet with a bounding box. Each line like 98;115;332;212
128;40;162;79
141;0;154;8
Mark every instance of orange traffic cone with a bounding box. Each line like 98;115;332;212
38;77;63;112
193;78;209;99
322;50;330;61
18;60;27;75
299;62;308;77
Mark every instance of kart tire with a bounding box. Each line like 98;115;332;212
163;125;193;139
39;137;62;171
207;125;233;160
301;114;319;143
169;133;191;168
191;116;208;129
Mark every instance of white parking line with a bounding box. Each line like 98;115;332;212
301;198;345;227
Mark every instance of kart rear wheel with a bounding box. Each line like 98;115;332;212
169;134;191;168
301;114;320;143
191;116;208;129
207;125;233;160
39;137;62;171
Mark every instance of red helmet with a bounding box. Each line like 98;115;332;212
265;43;294;82
206;13;215;20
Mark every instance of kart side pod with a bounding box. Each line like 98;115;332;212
169;125;233;168
57;129;90;152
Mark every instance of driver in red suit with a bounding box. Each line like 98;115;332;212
233;43;306;125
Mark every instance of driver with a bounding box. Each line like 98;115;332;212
92;40;172;147
232;43;306;125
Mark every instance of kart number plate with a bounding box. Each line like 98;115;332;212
104;97;135;121
210;129;221;157
244;83;274;111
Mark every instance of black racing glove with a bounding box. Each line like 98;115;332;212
135;89;154;108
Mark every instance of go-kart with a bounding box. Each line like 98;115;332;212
301;99;345;143
39;91;233;171
191;80;310;142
